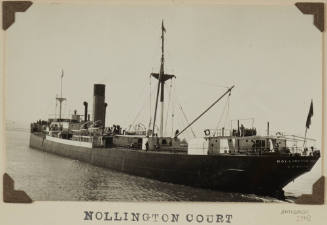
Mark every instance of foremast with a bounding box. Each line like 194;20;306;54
151;21;175;137
56;69;66;121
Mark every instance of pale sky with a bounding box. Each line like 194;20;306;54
5;3;322;143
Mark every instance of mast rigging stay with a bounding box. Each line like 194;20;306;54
175;85;235;138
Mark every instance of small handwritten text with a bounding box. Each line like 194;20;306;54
281;209;311;222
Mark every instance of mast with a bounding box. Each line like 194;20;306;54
151;21;175;137
56;69;66;121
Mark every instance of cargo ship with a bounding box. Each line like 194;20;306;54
29;22;320;200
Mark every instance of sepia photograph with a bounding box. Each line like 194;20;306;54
1;0;325;209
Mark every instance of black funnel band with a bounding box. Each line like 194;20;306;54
94;84;105;96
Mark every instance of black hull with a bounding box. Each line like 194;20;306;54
29;133;319;199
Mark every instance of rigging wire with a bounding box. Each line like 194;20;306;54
214;98;227;131
178;103;196;138
55;94;58;119
148;75;152;130
128;80;148;129
164;79;173;136
214;92;231;135
129;98;147;131
173;89;196;138
223;92;231;128
171;83;175;137
175;111;190;140
63;100;67;119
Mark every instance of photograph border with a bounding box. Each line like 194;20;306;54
1;0;326;224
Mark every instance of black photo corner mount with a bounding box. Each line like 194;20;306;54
3;173;33;203
2;1;33;30
295;2;325;32
295;176;325;204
